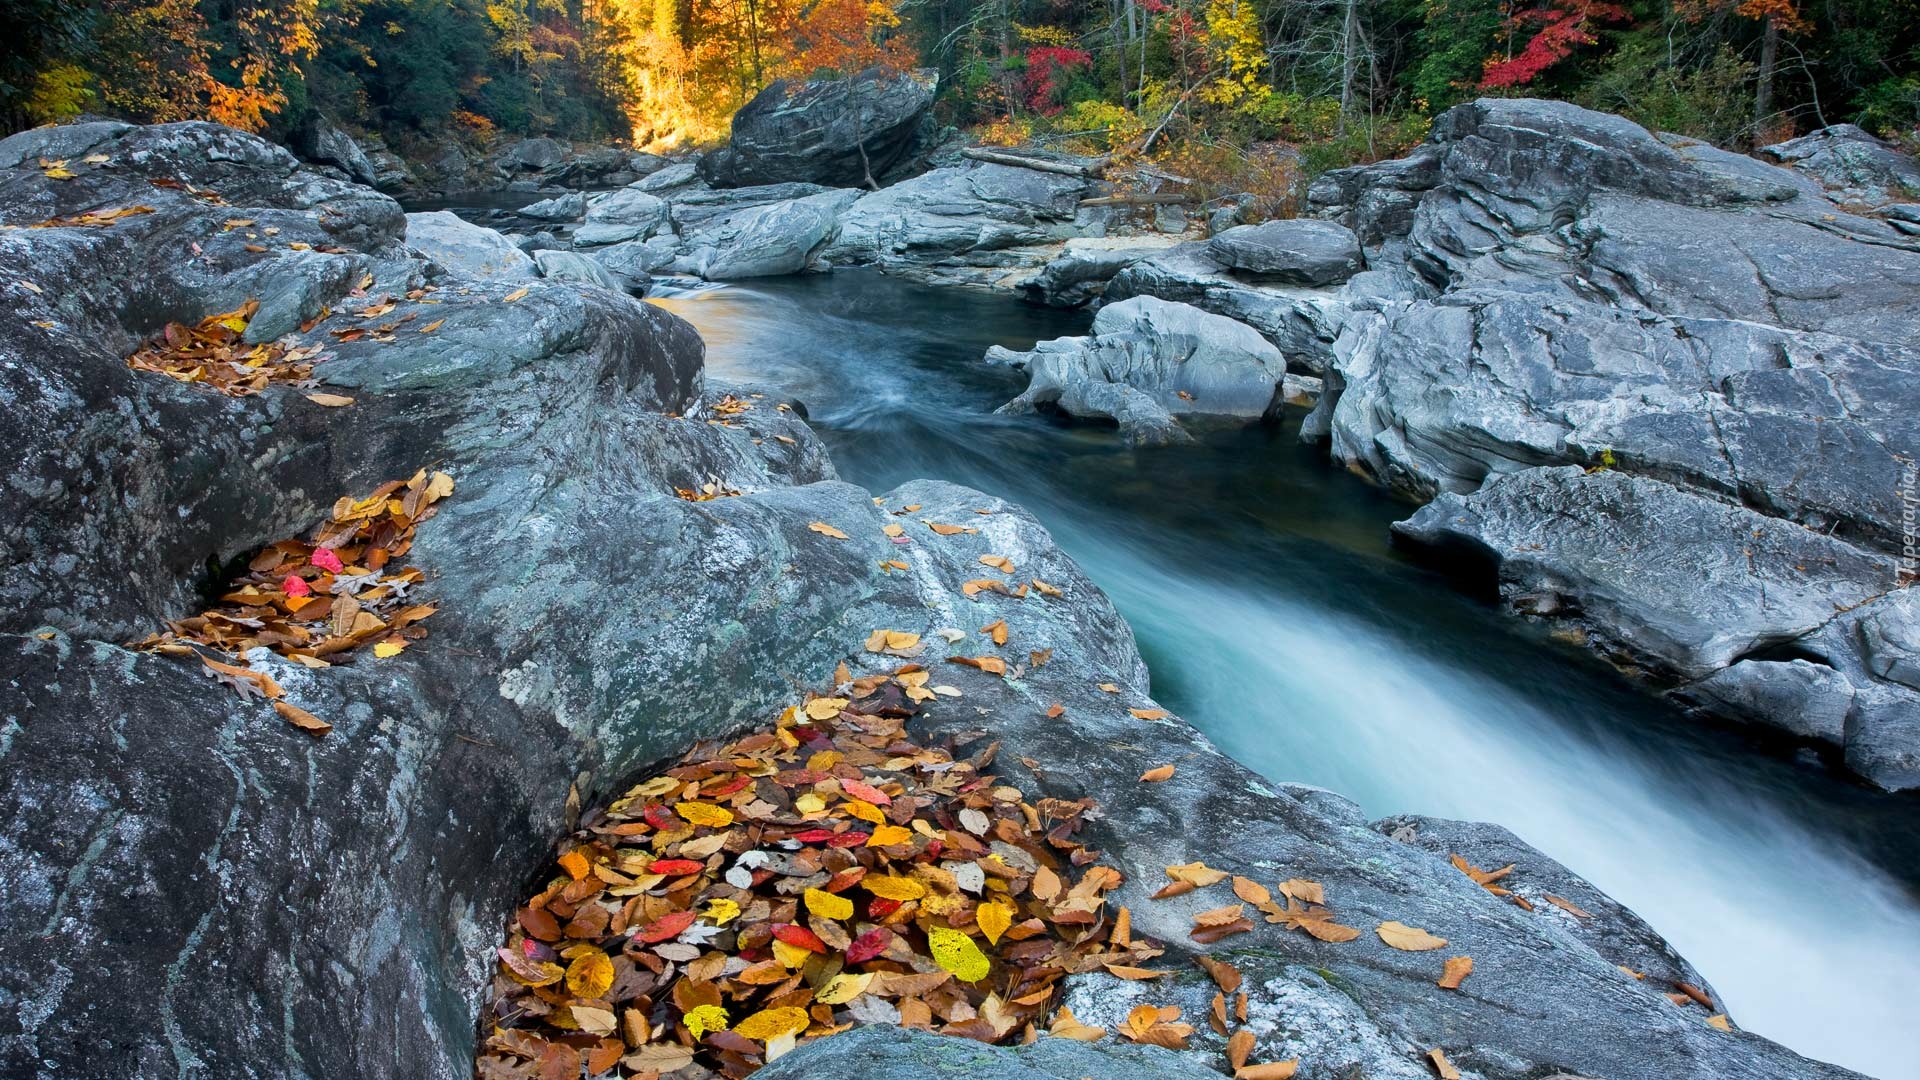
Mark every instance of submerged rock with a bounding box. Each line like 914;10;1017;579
700;68;937;189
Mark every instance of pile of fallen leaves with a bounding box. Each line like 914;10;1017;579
477;668;1167;1079
126;299;332;397
134;470;453;731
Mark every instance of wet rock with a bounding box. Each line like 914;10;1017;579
700;68;937;188
404;210;538;281
988;296;1283;444
532;248;623;291
499;135;568;172
1206;218;1364;285
1016;236;1184;308
1758;124;1920;209
517;190;586;222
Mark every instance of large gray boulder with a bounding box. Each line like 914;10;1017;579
824;162;1094;288
1015;236;1184;308
531;248;623;291
288;115;378;188
988;295;1285;444
699;68;937;188
573;184;670;246
1206;218;1364;285
1393;467;1918;789
515;190;586;222
403;210;538;281
1758;124;1920;209
671;188;861;279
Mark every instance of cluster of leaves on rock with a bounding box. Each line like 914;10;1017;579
478;667;1164;1078
124;299;333;397
132;469;453;732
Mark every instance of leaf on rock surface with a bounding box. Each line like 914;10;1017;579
1377;921;1448;951
273;700;331;736
503;287;530;302
927;522;979;535
1048;1005;1106;1041
303;392;355;407
807;521;850;540
1235;1062;1298;1080
1263;895;1361;943
1139;764;1176;782
1437;955;1473;989
1130;708;1170;721
1165;862;1230;888
1545;894;1592;918
1428;1048;1462;1079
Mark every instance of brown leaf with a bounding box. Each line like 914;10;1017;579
808;521;850;540
1545;894;1593;919
503;287;530;302
1129;708;1170;721
1227;1029;1255;1070
304;392;355;407
1428;1049;1461;1080
1235;1063;1298;1080
1437;955;1473;990
1231;876;1271;906
273;700;331;736
1139;764;1176;782
1376;921;1448;951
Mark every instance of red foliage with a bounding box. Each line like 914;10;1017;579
1480;0;1631;88
1021;45;1092;113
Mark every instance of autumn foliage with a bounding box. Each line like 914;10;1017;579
1481;0;1633;88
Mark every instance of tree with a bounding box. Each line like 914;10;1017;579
1480;0;1631;89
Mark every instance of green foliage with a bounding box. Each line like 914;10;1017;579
23;63;96;124
1579;38;1757;146
1404;0;1504;112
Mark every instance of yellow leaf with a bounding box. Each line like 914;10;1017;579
1165;862;1230;887
1428;1049;1461;1080
795;792;827;814
425;471;456;499
43;167;75;180
1706;1014;1733;1032
303;392;355;407
815;972;873;1005
804;887;854;921
565;949;614;999
864;875;927;901
927;926;992;982
805;697;849;720
419;318;445;333
558;850;592;880
1139;764;1175;782
702;898;741;925
867;824;913;847
734;1006;811;1042
977;901;1013;945
373;641;405;658
683;1004;729;1039
675;802;734;828
843;799;885;824
1048;1005;1106;1041
1377;921;1448;951
771;939;813;968
882;523;905;537
928;522;977;535
503;287;530;302
808;521;850;540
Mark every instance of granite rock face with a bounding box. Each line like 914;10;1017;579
699;68;937;189
1757;124;1920;209
1205;218;1364;285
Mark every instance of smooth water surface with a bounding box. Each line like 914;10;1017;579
654;270;1920;1080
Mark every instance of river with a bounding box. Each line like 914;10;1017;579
649;269;1920;1080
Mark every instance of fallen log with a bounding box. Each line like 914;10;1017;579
1078;193;1195;207
960;147;1106;178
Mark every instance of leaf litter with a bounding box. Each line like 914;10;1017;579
132;470;453;732
476;666;1166;1078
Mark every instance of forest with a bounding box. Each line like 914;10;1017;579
2;0;1917;191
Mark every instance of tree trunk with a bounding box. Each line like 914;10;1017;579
1753;12;1779;132
1338;0;1359;136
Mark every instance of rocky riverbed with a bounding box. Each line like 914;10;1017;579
0;114;1891;1079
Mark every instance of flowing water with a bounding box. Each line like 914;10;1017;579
650;269;1920;1079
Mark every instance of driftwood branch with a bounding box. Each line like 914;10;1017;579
960;147;1106;178
1078;193;1194;207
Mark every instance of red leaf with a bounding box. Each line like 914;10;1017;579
842;779;891;805
846;927;893;963
311;546;344;573
649;858;705;876
640;911;696;942
772;924;827;953
283;574;311;598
